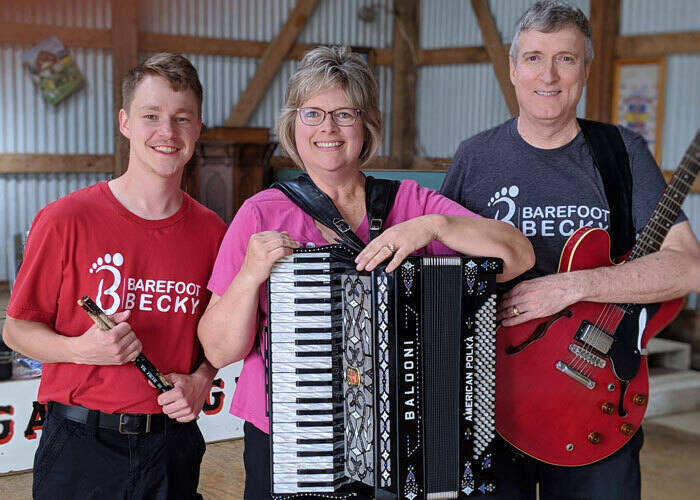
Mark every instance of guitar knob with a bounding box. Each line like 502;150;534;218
587;432;601;445
601;402;615;415
632;393;647;406
620;423;635;436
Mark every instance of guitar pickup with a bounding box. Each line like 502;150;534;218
574;321;614;355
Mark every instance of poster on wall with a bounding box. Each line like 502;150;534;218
612;57;666;163
20;36;84;105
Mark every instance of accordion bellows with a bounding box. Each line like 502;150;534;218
267;246;501;499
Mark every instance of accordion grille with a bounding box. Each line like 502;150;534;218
423;257;462;494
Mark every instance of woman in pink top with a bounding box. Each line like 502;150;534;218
198;46;534;499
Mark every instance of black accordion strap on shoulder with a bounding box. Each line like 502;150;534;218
271;173;365;254
365;176;400;241
577;118;635;260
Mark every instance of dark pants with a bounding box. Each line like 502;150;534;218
486;430;644;500
243;421;372;500
33;407;205;500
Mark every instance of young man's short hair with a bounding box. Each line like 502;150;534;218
122;53;203;116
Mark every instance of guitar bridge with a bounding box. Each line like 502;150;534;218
555;361;595;389
569;344;606;368
574;321;614;355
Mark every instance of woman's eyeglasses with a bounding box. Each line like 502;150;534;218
296;107;361;127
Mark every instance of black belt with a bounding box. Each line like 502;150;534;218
49;402;168;434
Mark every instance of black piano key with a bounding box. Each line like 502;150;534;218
295;326;342;333
297;408;336;416
297;438;335;445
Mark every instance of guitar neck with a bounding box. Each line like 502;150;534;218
628;132;700;261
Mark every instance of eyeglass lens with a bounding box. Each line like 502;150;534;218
298;107;359;126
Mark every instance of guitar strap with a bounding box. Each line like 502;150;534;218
578;119;635;260
271;173;400;254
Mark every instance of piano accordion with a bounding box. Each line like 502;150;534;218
266;245;502;499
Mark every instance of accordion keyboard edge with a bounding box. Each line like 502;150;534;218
267;248;501;499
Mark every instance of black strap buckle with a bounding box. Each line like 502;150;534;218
119;413;151;434
332;218;351;233
369;218;382;231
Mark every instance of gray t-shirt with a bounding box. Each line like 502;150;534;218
441;118;685;283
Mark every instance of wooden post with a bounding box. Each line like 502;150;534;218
111;0;138;177
471;0;519;117
225;0;319;127
390;0;419;169
586;0;620;123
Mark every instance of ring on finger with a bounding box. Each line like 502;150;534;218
512;306;520;316
386;243;396;253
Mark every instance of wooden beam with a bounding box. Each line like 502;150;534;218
225;0;320;127
470;0;519;117
390;0;419;169
0;154;114;174
586;0;620;123
616;32;700;58
418;46;491;65
0;21;111;48
111;0;138;177
139;32;267;58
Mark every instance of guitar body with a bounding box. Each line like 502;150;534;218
496;227;683;466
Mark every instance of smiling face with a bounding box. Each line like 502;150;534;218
119;75;202;180
294;86;365;176
510;25;590;129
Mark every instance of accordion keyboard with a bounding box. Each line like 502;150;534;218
267;249;351;495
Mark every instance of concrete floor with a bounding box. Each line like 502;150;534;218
2;414;700;499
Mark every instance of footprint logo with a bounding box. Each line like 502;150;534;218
487;186;519;226
89;253;124;315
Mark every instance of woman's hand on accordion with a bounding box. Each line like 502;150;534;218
240;231;301;285
355;216;439;273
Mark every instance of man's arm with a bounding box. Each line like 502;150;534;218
157;358;218;422
2;311;142;364
498;221;700;325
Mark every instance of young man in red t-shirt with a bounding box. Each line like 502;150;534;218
3;53;227;499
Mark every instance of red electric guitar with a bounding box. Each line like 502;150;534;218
496;131;699;466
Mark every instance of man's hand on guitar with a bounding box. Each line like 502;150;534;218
497;273;584;326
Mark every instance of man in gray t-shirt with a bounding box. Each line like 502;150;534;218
441;2;700;499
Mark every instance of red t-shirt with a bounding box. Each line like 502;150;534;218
7;181;227;413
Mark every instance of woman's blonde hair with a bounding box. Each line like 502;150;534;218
276;46;382;169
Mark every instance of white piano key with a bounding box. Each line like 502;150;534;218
272;372;333;383
270;302;337;313
270;312;339;323
272;401;339;413
270;331;339;343
268;318;339;330
269;283;341;294
272;484;342;494
272;430;340;443
273;471;346;484
270;359;336;372
271;382;335;394
271;423;339;436
269;291;341;302
273;440;342;454
270;273;334;283
272;410;343;423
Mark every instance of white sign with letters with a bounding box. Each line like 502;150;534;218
0;362;243;474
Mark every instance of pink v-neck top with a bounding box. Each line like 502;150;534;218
207;179;478;433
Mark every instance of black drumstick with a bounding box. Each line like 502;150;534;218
77;296;173;393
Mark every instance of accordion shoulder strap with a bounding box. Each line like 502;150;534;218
271;174;400;253
365;175;400;241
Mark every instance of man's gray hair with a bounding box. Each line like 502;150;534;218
510;1;594;64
